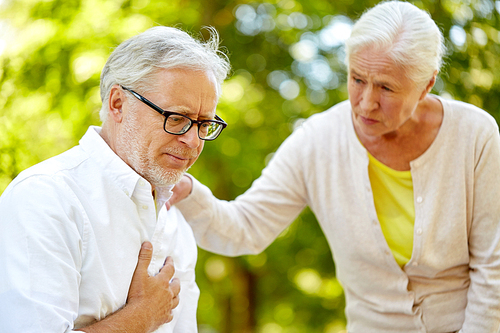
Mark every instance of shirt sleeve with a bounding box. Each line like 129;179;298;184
460;127;500;332
176;125;310;256
0;175;84;333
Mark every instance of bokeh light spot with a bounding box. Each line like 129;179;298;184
279;79;300;100
205;257;227;281
294;268;322;294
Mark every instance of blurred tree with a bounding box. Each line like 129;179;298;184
1;0;499;332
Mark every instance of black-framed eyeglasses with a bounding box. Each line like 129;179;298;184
121;86;227;141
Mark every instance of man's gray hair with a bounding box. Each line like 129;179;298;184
99;26;231;122
345;1;446;87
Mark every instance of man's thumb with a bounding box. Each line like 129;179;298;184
135;241;153;274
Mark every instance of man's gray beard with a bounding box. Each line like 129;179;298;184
125;141;188;188
144;145;198;187
144;161;187;187
117;111;189;187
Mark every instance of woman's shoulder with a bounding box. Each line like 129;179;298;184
310;100;351;118
301;100;352;129
440;96;498;132
287;100;352;145
279;100;353;152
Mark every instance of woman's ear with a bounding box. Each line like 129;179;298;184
107;85;125;123
420;70;438;100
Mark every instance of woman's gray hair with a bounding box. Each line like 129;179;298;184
99;26;231;122
345;1;446;87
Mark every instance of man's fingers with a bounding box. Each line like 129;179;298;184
172;293;180;309
170;277;181;298
158;256;175;280
157;258;180;309
170;278;181;310
164;313;174;324
164;255;174;266
126;243;182;329
134;242;153;277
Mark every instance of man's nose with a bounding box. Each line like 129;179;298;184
179;124;201;148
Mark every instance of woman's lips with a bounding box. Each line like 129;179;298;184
359;115;379;125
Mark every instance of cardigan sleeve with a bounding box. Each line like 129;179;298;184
460;127;500;332
175;125;311;256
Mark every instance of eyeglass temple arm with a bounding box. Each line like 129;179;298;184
121;86;168;117
122;85;227;126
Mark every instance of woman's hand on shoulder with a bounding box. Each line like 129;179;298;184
166;175;193;210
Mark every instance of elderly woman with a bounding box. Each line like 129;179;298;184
171;1;500;332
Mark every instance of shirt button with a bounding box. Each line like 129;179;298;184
416;228;423;235
416;196;423;203
372;220;378;225
384;250;391;256
139;180;146;187
124;190;129;196
142;205;148;210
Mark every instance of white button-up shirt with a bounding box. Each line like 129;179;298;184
0;126;199;332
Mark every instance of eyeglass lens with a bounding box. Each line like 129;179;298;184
165;114;222;139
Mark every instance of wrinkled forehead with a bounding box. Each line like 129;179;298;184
150;68;219;115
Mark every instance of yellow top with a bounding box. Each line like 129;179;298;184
367;152;415;267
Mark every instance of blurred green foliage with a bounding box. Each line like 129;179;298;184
1;0;500;332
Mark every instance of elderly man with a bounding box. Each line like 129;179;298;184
0;26;230;332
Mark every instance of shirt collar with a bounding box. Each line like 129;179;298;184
79;126;177;209
79;126;143;199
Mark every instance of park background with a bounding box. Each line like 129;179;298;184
1;0;500;332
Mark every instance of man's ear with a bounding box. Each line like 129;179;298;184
108;85;125;123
